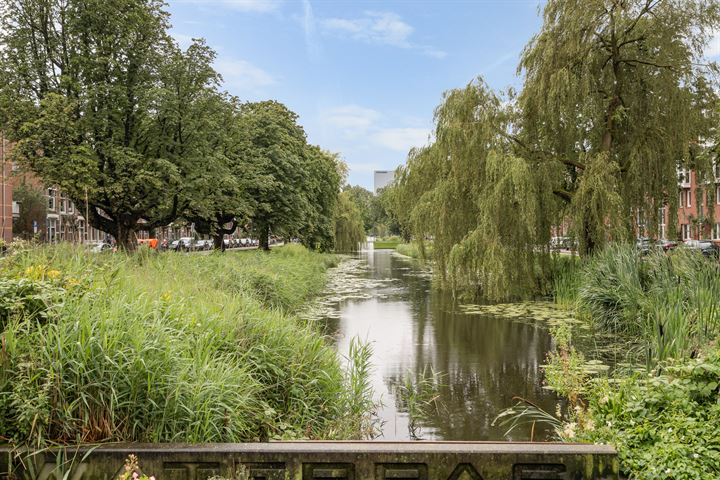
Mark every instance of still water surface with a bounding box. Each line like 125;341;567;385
319;248;563;441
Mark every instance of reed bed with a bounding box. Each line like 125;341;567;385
0;244;372;448
556;243;720;363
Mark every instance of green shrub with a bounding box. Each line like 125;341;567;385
576;349;720;480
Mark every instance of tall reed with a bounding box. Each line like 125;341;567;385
0;244;371;447
555;243;720;364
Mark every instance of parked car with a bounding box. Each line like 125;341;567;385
550;236;575;250
656;239;678;252
635;237;653;255
684;239;720;257
87;242;112;253
170;237;193;252
194;239;212;251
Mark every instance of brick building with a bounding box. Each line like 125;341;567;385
674;167;720;241
0;133;13;244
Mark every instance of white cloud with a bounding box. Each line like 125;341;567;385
180;0;282;13
214;58;276;91
322;11;412;47
320;11;445;58
372;128;430;152
302;0;321;60
323;105;381;134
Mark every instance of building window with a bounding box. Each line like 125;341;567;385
59;192;67;214
47;218;57;242
716;186;720;205
715;224;720;241
679;169;691;184
68;200;74;214
681;224;690;241
47;188;56;211
686;189;691;207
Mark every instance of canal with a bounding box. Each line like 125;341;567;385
317;247;565;442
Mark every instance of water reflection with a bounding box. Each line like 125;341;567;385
322;249;561;441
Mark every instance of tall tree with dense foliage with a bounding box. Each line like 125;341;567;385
153;43;254;250
237;101;314;250
393;83;555;300
518;0;720;254
0;0;192;250
334;191;366;252
343;185;374;233
298;147;343;252
391;0;720;300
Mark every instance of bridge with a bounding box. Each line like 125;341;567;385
1;442;618;479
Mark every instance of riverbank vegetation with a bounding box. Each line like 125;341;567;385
385;0;720;301
334;192;366;253
538;244;720;479
0;244;375;448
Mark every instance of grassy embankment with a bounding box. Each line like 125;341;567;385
395;242;433;261
0;244;375;449
546;244;720;480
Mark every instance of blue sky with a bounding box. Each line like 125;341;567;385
165;0;543;189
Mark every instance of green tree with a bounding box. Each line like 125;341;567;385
517;0;720;254
334;191;365;253
0;0;198;250
237;101;312;250
343;185;374;233
299;146;343;252
393;83;554;300
150;42;253;250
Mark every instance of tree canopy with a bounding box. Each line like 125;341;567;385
390;0;720;300
0;0;345;251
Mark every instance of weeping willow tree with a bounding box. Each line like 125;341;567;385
392;82;559;300
334;191;366;253
518;0;720;254
391;0;720;300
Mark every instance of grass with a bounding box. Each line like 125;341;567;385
395;242;433;261
0;243;375;448
554;243;720;364
373;241;400;249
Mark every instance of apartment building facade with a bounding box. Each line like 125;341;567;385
674;167;720;241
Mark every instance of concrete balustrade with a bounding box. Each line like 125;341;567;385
1;441;619;479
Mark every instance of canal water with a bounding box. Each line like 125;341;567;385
317;248;565;442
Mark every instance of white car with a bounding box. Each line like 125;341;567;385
87;242;112;253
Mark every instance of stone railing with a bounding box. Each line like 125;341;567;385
0;441;619;479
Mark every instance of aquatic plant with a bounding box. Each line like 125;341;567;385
394;367;445;440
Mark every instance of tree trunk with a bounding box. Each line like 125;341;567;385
116;223;136;252
213;233;225;251
260;224;270;251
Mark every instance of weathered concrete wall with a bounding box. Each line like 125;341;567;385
0;441;619;479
